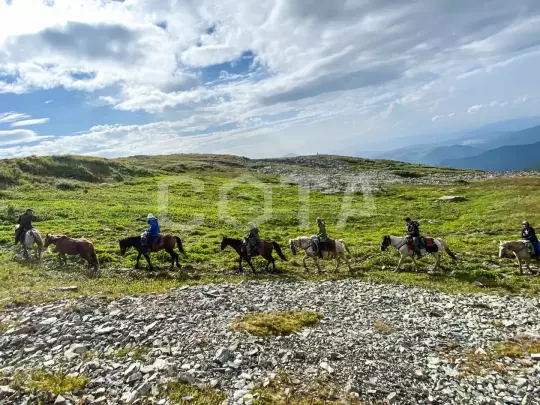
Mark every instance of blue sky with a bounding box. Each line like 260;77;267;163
1;0;540;158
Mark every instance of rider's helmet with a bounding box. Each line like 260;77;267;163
147;213;156;220
522;221;529;227
405;217;411;222
248;222;256;230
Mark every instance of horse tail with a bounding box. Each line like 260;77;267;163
175;236;187;256
32;230;44;249
90;247;100;274
272;241;287;261
341;240;351;256
441;240;457;260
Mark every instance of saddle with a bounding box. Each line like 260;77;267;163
522;240;537;256
310;236;335;252
407;237;438;253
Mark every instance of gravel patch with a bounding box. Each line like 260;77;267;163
1;279;539;404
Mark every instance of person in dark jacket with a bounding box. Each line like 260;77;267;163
316;217;328;258
15;208;36;245
521;221;540;256
142;213;160;254
244;222;260;259
405;217;423;258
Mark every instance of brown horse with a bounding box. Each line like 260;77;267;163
221;237;287;273
119;234;186;271
44;234;100;274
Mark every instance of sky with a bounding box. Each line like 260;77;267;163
1;0;540;159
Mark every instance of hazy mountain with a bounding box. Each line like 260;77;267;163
442;140;540;171
375;119;540;165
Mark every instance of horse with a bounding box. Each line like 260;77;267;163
119;234;186;271
15;225;43;260
220;237;287;273
380;235;457;272
288;236;352;273
44;234;100;274
499;240;539;275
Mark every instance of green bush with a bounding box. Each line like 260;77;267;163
55;180;82;191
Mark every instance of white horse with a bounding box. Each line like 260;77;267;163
380;235;457;272
499;240;539;275
289;236;352;272
15;225;44;260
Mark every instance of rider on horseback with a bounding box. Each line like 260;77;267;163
316;217;328;258
405;217;423;258
142;213;160;254
15;208;36;245
521;221;540;256
244;222;260;259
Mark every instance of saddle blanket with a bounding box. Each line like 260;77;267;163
407;237;438;253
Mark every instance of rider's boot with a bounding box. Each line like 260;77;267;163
415;248;422;259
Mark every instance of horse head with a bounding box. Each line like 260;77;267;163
118;239;129;256
380;235;391;251
44;233;53;248
498;241;511;258
220;237;228;251
288;239;298;255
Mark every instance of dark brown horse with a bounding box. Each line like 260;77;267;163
44;234;100;274
220;237;287;273
119;234;186;271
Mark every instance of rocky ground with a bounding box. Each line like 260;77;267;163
1;279;539;405
255;156;540;193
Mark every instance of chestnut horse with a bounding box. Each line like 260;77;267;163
44;234;100;274
119;234;186;271
220;237;287;273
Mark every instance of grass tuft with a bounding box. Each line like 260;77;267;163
230;311;323;337
167;380;226;404
453;337;540;376
373;320;394;334
10;369;88;395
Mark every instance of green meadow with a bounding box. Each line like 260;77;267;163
0;154;539;307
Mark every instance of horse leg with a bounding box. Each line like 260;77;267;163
394;255;404;273
237;256;243;274
302;255;309;271
516;257;523;275
144;254;154;271
134;251;142;269
247;258;256;274
166;248;175;271
433;253;441;271
335;255;340;272
60;252;66;266
175;252;181;269
23;246;29;260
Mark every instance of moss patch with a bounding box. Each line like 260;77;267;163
167;380;226;404
10;370;87;395
230;311;323;337
453;337;540;376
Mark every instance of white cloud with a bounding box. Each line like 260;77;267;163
0;129;41;146
1;0;540;157
467;104;484;114
0;112;31;123
448;113;456;118
10;118;49;127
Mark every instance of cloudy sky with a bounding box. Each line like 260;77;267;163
1;0;540;158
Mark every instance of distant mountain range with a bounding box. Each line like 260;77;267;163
375;118;540;171
442;140;540;171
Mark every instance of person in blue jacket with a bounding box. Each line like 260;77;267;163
142;213;160;253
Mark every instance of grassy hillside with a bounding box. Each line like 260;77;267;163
0;154;539;307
